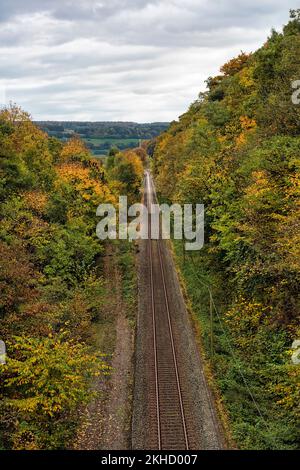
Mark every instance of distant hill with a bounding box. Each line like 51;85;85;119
36;121;169;156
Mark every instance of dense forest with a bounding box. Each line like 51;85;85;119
151;11;300;449
37;121;169;156
0;106;144;449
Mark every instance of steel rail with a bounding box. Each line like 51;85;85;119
146;171;189;450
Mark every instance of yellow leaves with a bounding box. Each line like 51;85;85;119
198;117;209;126
238;65;255;89
22;190;48;215
60;136;89;163
56;162;116;206
240;116;257;131
156;133;171;153
123;149;144;180
1;332;106;427
273;171;300;271
225;299;273;350
0;105;50;160
217;134;227;144
57;162;90;182
235;116;257;148
12;430;38;450
271;365;300;414
109;179;126;196
236;132;247;147
106;148;144;202
154;126;193;200
245;170;271;198
6;397;40;413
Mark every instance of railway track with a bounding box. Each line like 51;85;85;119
145;171;190;450
132;171;223;450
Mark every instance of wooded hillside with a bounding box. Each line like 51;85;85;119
152;11;300;449
0;106;144;449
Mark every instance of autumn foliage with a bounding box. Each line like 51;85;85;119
0;106;143;449
152;12;300;449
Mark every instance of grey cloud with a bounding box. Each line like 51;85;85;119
0;0;298;121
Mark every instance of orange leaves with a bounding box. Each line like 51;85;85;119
22;190;48;215
235;132;247;147
133;146;147;164
220;52;251;76
235;116;257;148
240;116;257;131
57;162;90;182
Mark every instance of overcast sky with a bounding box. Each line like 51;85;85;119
0;1;298;122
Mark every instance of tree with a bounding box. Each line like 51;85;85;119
0;333;107;449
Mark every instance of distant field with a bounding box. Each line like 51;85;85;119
84;138;139;145
36;121;169;156
84;137;140;155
